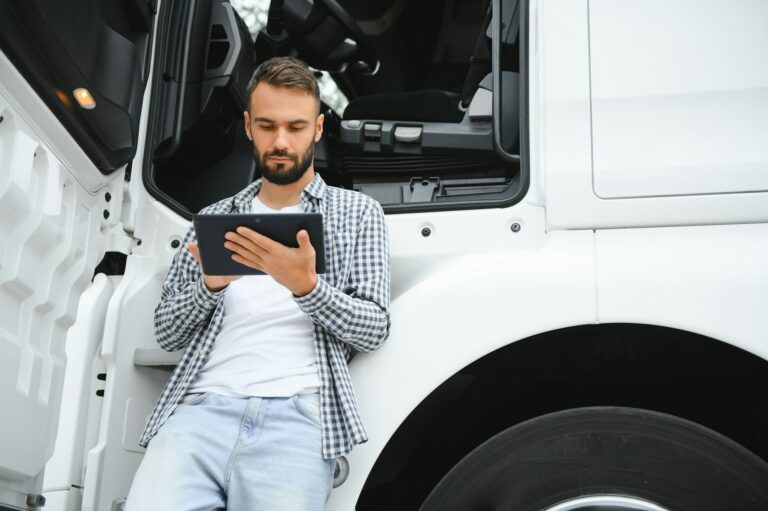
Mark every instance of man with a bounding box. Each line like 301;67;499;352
126;57;391;510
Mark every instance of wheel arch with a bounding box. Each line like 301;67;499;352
355;322;768;510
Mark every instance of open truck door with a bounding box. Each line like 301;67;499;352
0;1;153;508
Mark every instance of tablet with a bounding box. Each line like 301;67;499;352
192;213;326;276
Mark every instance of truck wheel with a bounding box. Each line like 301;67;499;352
420;407;768;511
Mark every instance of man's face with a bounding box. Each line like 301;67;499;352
244;82;323;185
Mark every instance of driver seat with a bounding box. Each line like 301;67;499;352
343;1;495;125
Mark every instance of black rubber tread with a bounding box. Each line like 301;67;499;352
420;406;768;511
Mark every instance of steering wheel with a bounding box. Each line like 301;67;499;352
284;0;380;75
318;0;381;75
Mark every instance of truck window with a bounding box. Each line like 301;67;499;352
143;0;529;218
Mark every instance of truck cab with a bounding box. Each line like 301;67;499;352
1;0;767;509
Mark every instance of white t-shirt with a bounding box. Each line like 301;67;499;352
188;194;321;397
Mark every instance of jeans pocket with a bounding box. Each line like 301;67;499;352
172;392;211;416
185;391;212;406
292;392;322;427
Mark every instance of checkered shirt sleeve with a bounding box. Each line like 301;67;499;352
293;200;391;352
153;209;226;352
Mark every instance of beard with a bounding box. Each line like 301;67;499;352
253;142;314;185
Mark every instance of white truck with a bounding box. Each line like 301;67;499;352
1;0;767;509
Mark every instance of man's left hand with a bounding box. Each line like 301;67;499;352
224;227;318;296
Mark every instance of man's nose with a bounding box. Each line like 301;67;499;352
272;127;290;150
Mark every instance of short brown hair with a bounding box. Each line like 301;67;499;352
246;56;321;114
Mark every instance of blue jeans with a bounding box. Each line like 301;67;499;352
125;391;335;510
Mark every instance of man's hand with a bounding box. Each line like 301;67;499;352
188;242;242;292
223;227;318;296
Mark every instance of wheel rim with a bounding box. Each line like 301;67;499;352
542;495;670;511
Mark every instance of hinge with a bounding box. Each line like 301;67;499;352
106;221;139;255
408;177;440;203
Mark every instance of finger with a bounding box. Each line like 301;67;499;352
224;239;266;262
234;227;277;252
226;241;264;266
226;231;270;256
188;242;201;264
231;253;263;272
296;229;313;250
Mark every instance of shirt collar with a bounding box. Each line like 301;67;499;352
232;171;327;212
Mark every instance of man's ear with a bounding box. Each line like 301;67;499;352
315;113;324;142
243;111;252;141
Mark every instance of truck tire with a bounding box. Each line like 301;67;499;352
420;406;768;511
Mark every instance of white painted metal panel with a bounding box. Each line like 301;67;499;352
596;223;768;361
80;256;181;511
589;0;768;198
0;52;122;509
538;0;768;229
43;275;114;496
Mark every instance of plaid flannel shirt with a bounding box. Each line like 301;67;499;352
138;172;391;460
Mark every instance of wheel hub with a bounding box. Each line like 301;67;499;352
542;495;669;511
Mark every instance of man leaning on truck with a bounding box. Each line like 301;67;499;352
125;56;391;511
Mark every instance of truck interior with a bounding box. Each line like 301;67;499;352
144;0;526;216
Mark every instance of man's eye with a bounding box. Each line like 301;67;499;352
290;126;304;132
258;124;274;130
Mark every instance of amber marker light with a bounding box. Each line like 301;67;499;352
73;88;96;109
55;89;73;108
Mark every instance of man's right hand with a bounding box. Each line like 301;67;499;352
188;241;241;292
